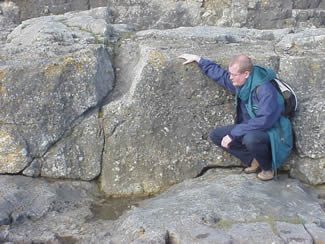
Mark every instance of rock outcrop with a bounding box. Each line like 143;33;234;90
0;1;20;43
106;0;325;30
0;8;114;180
7;0;325;29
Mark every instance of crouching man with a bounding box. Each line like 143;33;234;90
179;54;293;181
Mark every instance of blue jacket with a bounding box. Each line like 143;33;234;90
198;58;293;169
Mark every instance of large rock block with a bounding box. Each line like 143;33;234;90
275;28;325;184
289;155;325;185
100;27;284;196
228;0;294;28
24;112;105;180
0;9;114;179
106;0;203;30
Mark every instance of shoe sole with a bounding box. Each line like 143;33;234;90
244;167;260;174
257;173;274;181
244;169;258;174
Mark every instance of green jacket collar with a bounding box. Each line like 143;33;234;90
238;65;276;102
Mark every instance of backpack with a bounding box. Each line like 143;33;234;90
270;78;298;119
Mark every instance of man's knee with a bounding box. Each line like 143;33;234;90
210;129;222;145
242;133;257;147
242;131;269;148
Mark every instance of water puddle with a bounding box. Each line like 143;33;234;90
88;195;151;221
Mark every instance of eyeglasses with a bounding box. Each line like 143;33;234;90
229;72;244;77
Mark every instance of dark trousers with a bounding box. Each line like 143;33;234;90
210;125;272;171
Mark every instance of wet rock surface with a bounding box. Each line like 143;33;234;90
1;172;325;243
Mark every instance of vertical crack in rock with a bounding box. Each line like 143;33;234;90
98;110;106;180
105;119;127;138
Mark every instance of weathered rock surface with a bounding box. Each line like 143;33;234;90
0;8;114;180
289;154;325;186
106;0;325;30
26;112;105;180
110;169;325;243
6;0;325;30
275;28;325;159
2;171;325;243
9;0;90;21
0;175;115;243
0;1;20;44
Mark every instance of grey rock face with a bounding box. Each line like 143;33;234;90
106;0;202;30
0;175;57;226
9;0;90;21
110;169;325;243
35;112;104;180
0;175;112;244
105;0;325;30
0;1;20;43
5;0;325;30
274;28;325;185
289;155;325;185
276;29;325;160
0;125;29;174
0;9;114;179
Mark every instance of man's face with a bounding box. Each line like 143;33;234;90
229;64;250;87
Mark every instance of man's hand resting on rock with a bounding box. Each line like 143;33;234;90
178;54;201;64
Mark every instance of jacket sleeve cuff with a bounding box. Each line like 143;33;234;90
198;58;207;66
227;134;234;141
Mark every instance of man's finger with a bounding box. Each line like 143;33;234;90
182;60;192;65
178;54;187;59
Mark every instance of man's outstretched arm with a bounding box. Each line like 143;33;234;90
178;54;236;94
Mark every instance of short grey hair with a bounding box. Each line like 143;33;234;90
230;56;253;74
